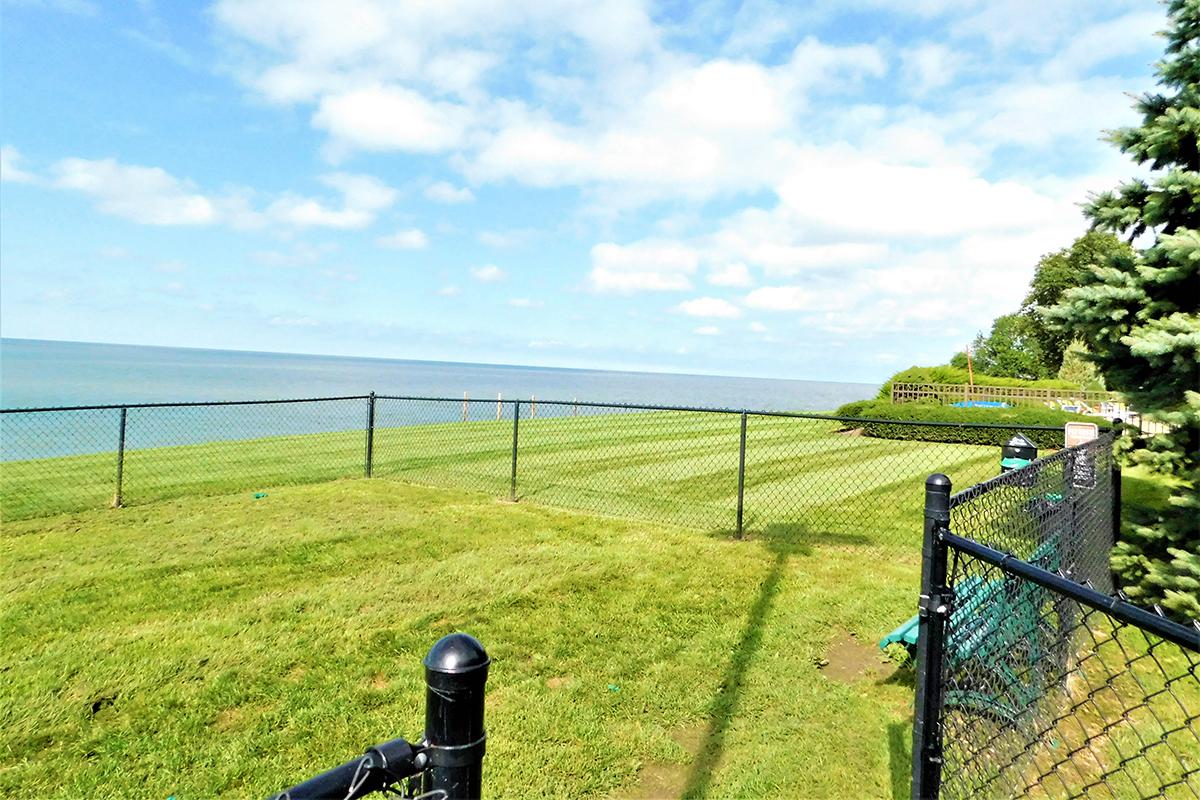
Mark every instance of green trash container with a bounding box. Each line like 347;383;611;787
1000;432;1038;472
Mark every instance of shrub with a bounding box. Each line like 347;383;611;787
832;399;1110;448
877;365;1080;400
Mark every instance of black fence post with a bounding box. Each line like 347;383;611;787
912;473;952;800
510;401;520;502
112;406;127;508
736;411;748;538
422;633;490;800
365;392;376;478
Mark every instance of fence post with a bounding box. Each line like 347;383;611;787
736;411;748;538
365;392;376;478
463;392;469;422
112;407;127;508
911;473;952;800
422;633;490;800
510;401;520;502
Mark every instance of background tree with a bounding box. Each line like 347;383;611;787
1020;231;1132;377
1056;342;1106;390
1049;0;1200;620
964;313;1047;379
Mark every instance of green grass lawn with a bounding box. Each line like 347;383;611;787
4;414;1192;798
2;479;921;799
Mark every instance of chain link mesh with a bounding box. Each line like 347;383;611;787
938;551;1199;799
2;398;369;518
4;394;1070;552
936;432;1199;799
1;407;125;517
948;433;1117;592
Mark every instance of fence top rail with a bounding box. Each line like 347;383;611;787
0;395;373;413
2;392;1072;432
941;530;1200;651
947;430;1115;508
0;393;1070;431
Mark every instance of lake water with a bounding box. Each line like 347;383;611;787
1;338;874;411
0;338;875;460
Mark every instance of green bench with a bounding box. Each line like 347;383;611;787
881;537;1063;721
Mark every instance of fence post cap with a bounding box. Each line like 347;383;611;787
926;473;951;489
424;632;490;677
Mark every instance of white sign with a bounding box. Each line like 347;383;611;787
1065;421;1100;448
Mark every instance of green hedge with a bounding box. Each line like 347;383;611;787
877;366;1080;400
833;399;1110;447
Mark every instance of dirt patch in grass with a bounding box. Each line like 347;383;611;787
213;707;243;731
617;723;706;799
546;675;572;690
819;630;894;683
837;427;866;437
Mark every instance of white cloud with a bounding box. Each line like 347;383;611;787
971;79;1137;150
313;84;472;155
588;241;699;293
153;260;187;273
707;262;754;287
437;284;460;296
425;180;474;204
749;321;768;333
52;158;217;225
899;43;964;94
693;325;720;336
377;228;429;249
774;152;1069;239
674;297;742;319
264;197;363;228
1041;11;1163;79
0;145;36;183
267;171;397;229
508;297;543;308
466;39;885;202
470;264;505;282
321;171;397;210
46;157;398;231
743;285;820;312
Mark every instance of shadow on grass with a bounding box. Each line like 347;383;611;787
681;523;870;799
887;719;912;800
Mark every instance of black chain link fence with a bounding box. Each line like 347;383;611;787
3;393;1081;552
909;434;1200;799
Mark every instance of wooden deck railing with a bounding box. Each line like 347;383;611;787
889;382;1172;435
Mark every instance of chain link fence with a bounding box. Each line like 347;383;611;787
3;393;1079;552
908;435;1200;799
1;397;370;519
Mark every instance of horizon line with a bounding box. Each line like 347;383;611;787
0;336;880;387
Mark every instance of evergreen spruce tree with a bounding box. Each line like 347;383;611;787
1050;0;1200;620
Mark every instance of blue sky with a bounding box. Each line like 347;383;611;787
0;0;1164;383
